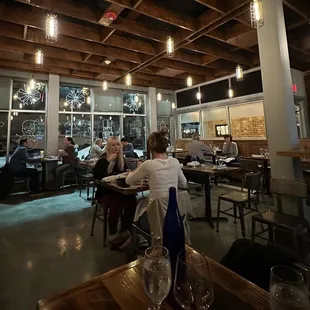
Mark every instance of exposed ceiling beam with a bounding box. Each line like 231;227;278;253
283;0;310;20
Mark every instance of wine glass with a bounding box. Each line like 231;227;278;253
174;250;214;309
259;148;264;156
143;246;172;310
270;265;310;310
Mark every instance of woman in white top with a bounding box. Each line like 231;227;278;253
90;138;104;159
126;131;187;199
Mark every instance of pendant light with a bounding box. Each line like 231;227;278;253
186;76;193;87
172;102;176;109
166;36;174;58
228;78;234;98
86;96;91;104
35;49;44;68
125;73;132;87
236;65;243;81
102;80;108;92
157;92;162;101
29;77;36;91
46;14;58;43
196;91;201;101
250;0;264;29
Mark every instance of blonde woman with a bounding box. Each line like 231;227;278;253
90;138;104;159
93;136;136;246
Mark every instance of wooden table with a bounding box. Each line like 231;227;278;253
167;149;187;158
37;247;270;310
277;147;310;158
96;179;149;195
182;165;239;228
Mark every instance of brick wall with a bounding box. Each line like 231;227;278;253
231;116;266;137
204;119;227;138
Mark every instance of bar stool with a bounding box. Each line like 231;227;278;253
216;172;261;238
62;169;79;188
79;173;94;200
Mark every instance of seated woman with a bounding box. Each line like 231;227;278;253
90;138;104;160
126;132;190;242
55;136;77;187
222;134;238;159
93;136;136;248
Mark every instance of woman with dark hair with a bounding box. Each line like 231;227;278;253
222;134;239;158
55;136;77;187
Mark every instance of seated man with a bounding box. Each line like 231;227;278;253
10;138;42;195
187;133;212;161
121;137;137;158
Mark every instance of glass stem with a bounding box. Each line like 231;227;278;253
154;302;161;310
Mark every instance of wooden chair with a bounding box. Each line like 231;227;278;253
251;178;309;254
216;172;261;238
61;168;79;188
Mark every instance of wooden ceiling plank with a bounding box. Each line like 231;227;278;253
283;0;310;20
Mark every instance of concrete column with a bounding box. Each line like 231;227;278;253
148;87;157;133
46;74;60;155
258;0;302;181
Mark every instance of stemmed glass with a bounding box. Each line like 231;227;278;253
174;250;214;309
143;246;172;310
270;265;310;310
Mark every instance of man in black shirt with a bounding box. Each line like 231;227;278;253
10;139;42;195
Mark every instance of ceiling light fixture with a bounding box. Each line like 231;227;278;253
102;80;108;92
104;60;111;65
228;78;234;98
125;73;132;87
236;65;243;81
46;14;58;43
157;92;162;101
196;91;201;101
166;36;175;58
250;0;264;29
186;76;193;87
172;102;176;109
35;49;44;68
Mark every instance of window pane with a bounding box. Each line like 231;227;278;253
94;88;122;112
12;80;46;110
0;112;8;166
10;113;45;152
58;114;72;149
158;116;170;139
157;94;173;116
123;92;146;114
180;112;200;138
202;108;229;138
72;114;92;150
60;85;91;112
94;115;120;141
0;77;10;110
123;116;146;150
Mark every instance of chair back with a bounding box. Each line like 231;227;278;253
244;172;261;191
270;178;308;216
125;157;138;171
240;159;259;172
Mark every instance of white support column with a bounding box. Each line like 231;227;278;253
148;87;157;133
46;74;60;155
258;0;302;181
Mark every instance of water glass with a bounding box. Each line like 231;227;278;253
270;265;310;310
143;246;172;310
174;250;213;309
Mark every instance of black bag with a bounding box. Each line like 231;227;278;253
0;163;14;200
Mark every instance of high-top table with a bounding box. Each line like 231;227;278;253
37;247;270;310
182;165;240;228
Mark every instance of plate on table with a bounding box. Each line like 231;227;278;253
187;161;201;167
251;154;265;158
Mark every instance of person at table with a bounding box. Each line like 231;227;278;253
187;133;212;161
222;134;238;158
93;136;136;248
10;138;43;195
55;136;77;187
89;138;104;159
120;137;136;158
126;131;189;239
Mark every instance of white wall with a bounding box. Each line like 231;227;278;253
202;107;228;121
229;101;264;118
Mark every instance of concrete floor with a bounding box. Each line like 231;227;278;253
0;185;271;310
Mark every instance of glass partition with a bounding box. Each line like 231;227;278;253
94;88;122;112
0;77;11;110
0;112;8;166
123;115;146;150
123;92;146;115
202;107;229;139
180;112;200;138
94;115;121;141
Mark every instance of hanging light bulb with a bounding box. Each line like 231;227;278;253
13;94;18;100
19;103;22;109
250;0;264;29
102;80;108;92
86;96;91;104
73;116;76;122
29;78;36;91
172;102;176;109
109;116;112;121
46;14;58;43
15;112;18;116
228;88;234;98
196;91;201;100
157;92;162;101
186;76;193;87
166;36;174;58
11;115;13;121
35;49;44;68
236;65;243;81
64;101;68;107
125;73;132;87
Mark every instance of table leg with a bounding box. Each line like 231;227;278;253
263;160;270;195
42;162;46;191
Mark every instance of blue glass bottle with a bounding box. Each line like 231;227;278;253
163;187;186;277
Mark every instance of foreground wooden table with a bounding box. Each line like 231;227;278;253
37;248;270;310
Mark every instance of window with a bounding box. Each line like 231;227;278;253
94;115;121;141
72;114;92;148
202;108;229;139
12;80;46;111
59;85;91;113
123;92;146;115
176;88;199;108
123;116;146;150
0;77;11;110
0;112;8;166
58;114;71;149
93;88;122;112
157;94;173;116
10;112;45;152
180;112;200;138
